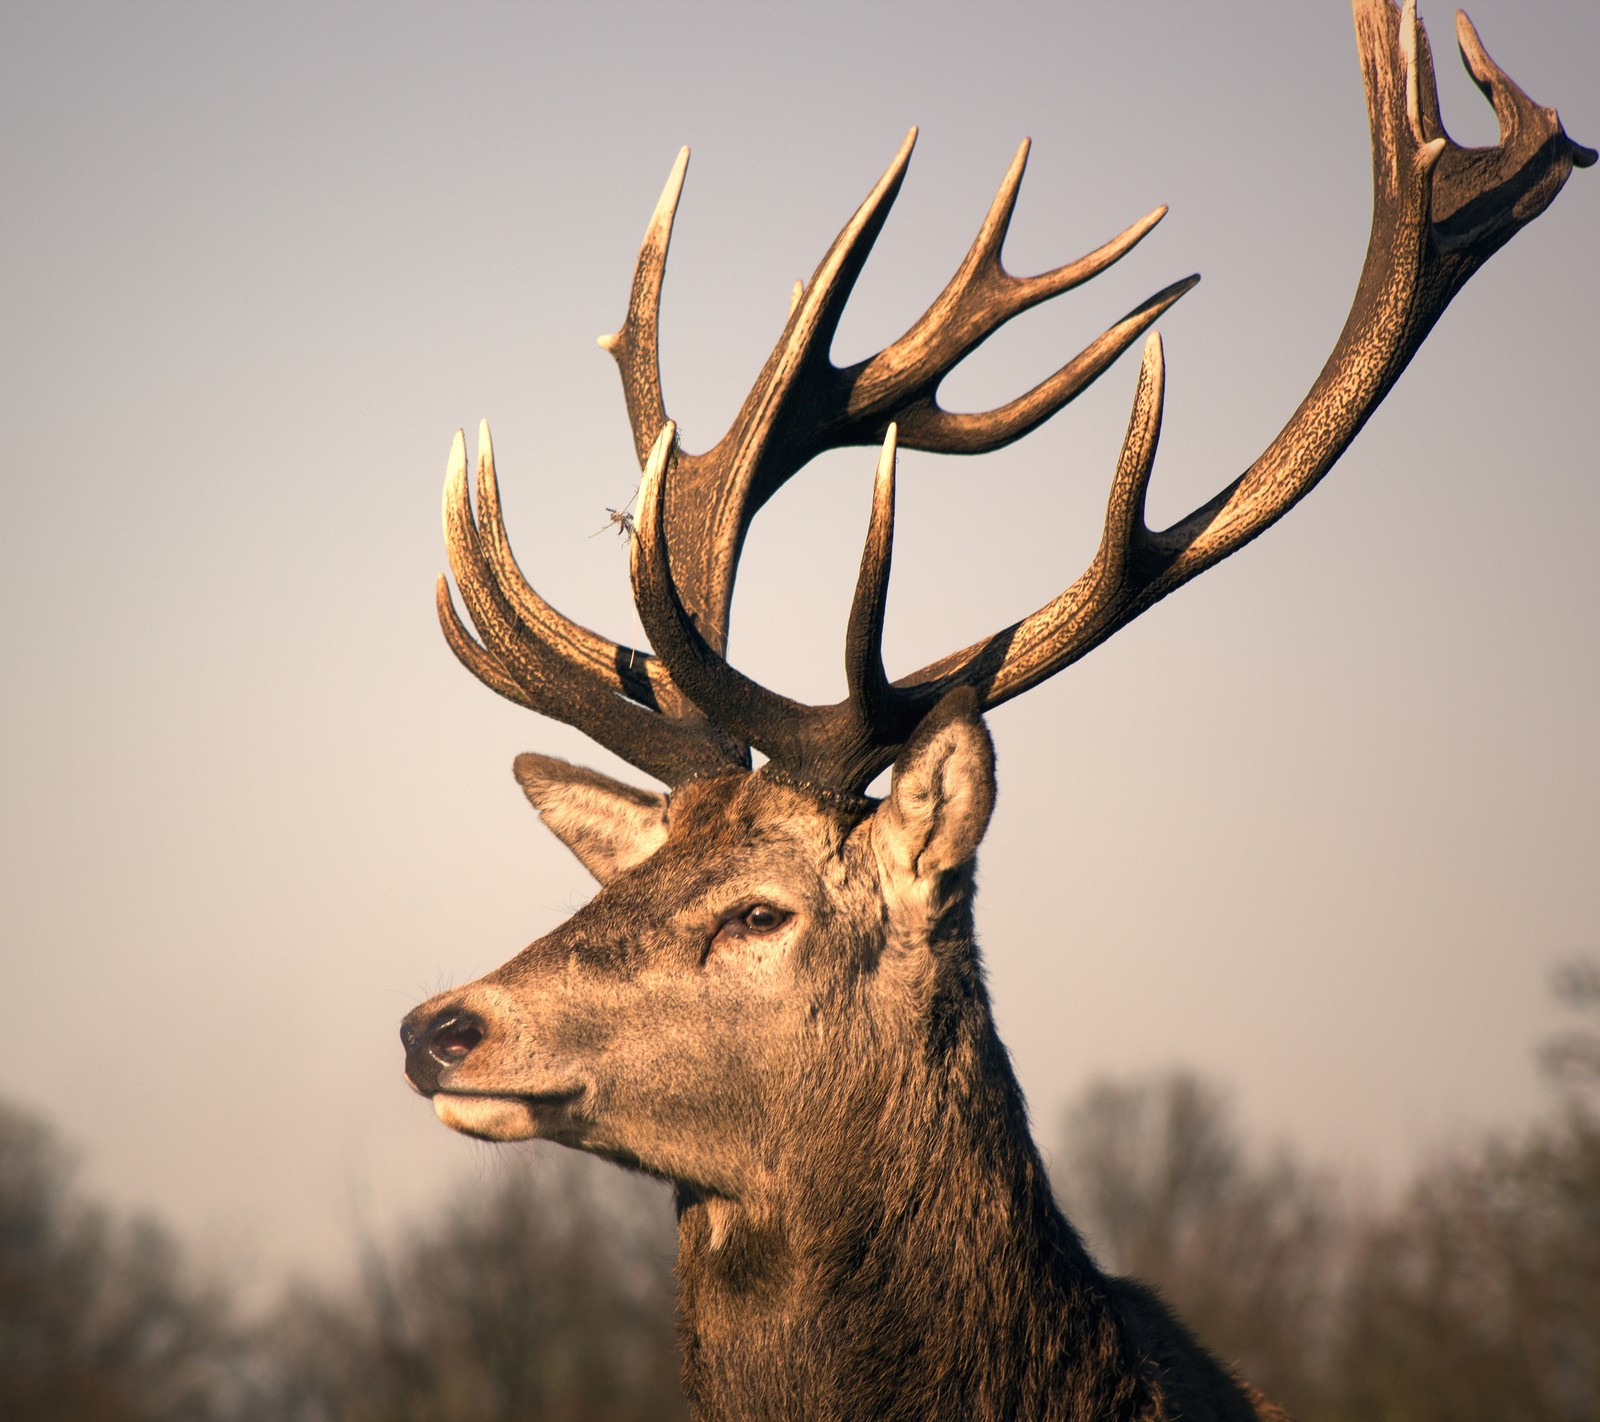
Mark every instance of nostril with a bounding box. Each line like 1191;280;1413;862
402;1007;487;1096
427;1017;483;1066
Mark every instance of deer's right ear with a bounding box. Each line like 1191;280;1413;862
869;689;996;928
512;754;669;884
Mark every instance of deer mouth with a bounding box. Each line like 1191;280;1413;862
430;1088;585;1143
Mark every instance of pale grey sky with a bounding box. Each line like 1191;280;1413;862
2;0;1595;1286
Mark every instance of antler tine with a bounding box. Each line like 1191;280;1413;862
443;431;619;716
439;426;749;786
843;425;899;733
1454;11;1525;150
877;0;1592;746
888;274;1197;455
437;574;540;713
598;147;686;470
623;129;922;660
884;334;1168;716
1149;0;1591;566
840;138;1191;456
619;335;1171;791
714;128;1193;477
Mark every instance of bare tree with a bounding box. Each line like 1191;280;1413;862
1329;960;1600;1422
0;1100;248;1422
1053;966;1600;1422
263;1152;684;1422
1055;1075;1342;1412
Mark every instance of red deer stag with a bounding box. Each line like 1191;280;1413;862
403;4;1590;1418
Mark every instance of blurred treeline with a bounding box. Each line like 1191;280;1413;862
1055;958;1600;1421
3;963;1596;1422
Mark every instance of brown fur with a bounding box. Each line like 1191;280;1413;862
403;701;1286;1419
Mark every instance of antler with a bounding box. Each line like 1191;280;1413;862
622;0;1591;792
441;0;1589;794
440;115;1194;782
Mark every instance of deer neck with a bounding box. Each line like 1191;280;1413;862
672;952;1152;1422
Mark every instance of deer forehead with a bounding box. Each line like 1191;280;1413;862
661;772;873;870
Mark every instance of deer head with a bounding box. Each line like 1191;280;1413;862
402;692;995;1195
403;3;1588;1414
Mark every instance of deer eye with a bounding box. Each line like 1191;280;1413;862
740;904;788;933
713;903;791;945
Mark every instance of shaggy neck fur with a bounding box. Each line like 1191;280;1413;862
672;915;1268;1422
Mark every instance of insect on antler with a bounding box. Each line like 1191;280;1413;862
442;0;1592;794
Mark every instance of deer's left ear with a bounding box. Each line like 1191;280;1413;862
869;689;996;922
513;754;669;884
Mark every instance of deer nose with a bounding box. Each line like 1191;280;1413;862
400;1008;486;1095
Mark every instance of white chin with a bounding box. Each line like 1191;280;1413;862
433;1094;539;1141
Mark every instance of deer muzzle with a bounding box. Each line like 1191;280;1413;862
400;990;591;1143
